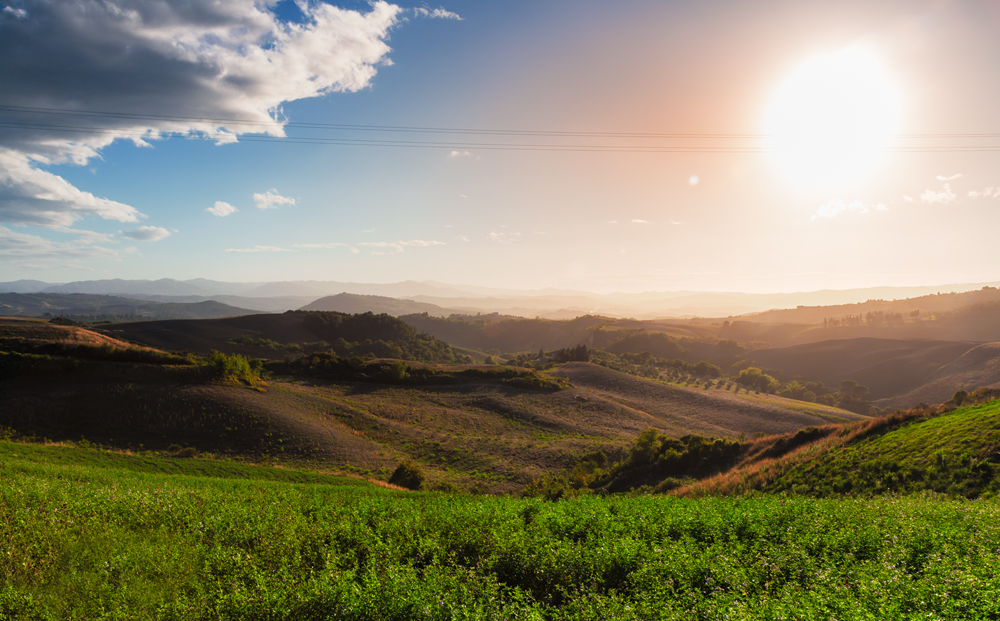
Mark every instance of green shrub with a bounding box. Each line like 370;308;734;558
389;461;426;490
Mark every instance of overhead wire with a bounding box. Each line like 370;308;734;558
2;104;1000;152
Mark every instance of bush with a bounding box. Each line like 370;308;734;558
389;461;426;490
206;350;262;383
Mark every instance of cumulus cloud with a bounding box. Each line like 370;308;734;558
631;219;649;224
225;245;292;253
357;239;445;254
903;195;914;202
414;7;461;20
968;187;1000;199
454;235;470;242
207;201;237;217
936;173;963;181
121;226;170;241
812;199;887;220
488;231;520;243
252;189;296;210
0;225;121;261
0;150;140;227
448;150;475;159
921;184;957;204
293;242;351;249
0;0;402;237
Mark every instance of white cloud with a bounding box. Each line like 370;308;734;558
607;220;618;225
293;242;351;249
448;150;475;159
2;6;27;19
0;225;120;261
488;231;521;243
454;235;471;242
903;195;914;202
121;226;170;241
225;245;292;253
207;201;238;217
968;187;1000;199
0;0;400;236
921;184;957;204
688;175;699;186
812;199;887;220
0;150;140;228
253;189;296;210
936;173;963;181
631;219;649;224
414;7;462;20
357;239;446;254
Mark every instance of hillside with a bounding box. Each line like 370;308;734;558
679;400;1000;499
94;310;462;362
742;286;1000;325
0;292;261;321
301;292;453;316
876;342;1000;410
549;362;865;435
745;337;978;399
1;319;862;493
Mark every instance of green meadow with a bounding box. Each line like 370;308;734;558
3;441;1000;620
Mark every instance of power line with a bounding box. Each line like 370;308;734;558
4;103;1000;139
2;104;1000;152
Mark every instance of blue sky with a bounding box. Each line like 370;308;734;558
2;0;1000;292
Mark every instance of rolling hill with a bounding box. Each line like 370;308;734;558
745;337;979;399
875;342;1000;410
678;400;1000;499
301;292;454;316
1;318;864;493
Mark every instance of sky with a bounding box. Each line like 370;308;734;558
1;0;999;293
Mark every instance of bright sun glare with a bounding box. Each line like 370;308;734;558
765;47;900;189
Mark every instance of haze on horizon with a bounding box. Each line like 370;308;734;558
2;0;999;295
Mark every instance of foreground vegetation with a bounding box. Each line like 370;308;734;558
3;442;1000;620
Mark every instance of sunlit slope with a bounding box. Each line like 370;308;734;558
549;362;866;435
746;337;977;399
0;440;379;488
877;342;1000;410
681;401;1000;499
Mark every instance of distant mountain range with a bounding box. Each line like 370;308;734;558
0;293;262;321
3;277;1000;319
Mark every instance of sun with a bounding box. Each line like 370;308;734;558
764;46;900;189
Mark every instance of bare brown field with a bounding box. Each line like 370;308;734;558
549;362;866;436
0;316;147;350
876;342;1000;410
0;338;866;492
746;337;978;399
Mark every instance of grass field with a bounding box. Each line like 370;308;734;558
681;400;1000;499
2;442;999;620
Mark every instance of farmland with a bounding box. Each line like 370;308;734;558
3;440;1000;620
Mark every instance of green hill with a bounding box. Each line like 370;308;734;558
678;400;1000;499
